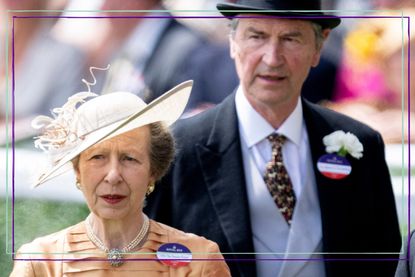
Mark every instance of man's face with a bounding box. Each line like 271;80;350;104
230;17;325;112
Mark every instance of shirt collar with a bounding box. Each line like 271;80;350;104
235;86;304;148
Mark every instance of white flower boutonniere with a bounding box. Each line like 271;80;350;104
323;130;364;159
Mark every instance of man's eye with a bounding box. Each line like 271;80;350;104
123;156;137;162
91;155;104;160
283;37;298;43
249;34;263;39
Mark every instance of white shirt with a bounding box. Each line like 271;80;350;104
235;86;309;199
235;86;325;277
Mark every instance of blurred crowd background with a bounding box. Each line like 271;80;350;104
0;0;413;145
0;0;413;275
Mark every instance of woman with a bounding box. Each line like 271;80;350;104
10;81;230;276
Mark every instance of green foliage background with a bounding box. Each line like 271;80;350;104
0;198;89;276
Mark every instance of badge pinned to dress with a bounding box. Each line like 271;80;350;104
156;243;192;267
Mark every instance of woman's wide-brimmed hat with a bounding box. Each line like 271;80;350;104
217;0;341;29
31;80;193;187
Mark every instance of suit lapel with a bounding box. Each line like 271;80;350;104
302;99;363;275
195;95;256;277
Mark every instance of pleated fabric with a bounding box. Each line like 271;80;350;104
11;220;230;277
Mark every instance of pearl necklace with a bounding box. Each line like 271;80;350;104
85;214;150;267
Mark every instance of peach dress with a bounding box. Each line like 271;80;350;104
11;220;230;276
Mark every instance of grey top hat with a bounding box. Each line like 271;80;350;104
217;0;341;29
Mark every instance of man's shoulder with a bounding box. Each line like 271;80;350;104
173;94;236;143
175;108;217;133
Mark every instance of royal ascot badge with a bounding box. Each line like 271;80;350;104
317;130;364;180
156;243;192;267
317;153;351;179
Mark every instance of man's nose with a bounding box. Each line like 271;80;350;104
262;42;285;67
104;159;123;184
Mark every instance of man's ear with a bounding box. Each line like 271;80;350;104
322;28;331;42
317;28;331;52
311;28;332;67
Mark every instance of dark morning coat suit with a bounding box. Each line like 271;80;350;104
145;93;401;277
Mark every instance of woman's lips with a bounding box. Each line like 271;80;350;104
101;194;126;204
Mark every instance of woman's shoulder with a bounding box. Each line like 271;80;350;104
16;221;84;255
11;222;85;277
149;220;220;252
149;220;231;276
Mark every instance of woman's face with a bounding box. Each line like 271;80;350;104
76;126;154;222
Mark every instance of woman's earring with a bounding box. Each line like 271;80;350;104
76;181;82;190
146;182;155;196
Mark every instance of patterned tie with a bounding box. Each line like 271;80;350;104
263;134;296;225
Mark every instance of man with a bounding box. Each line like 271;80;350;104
145;1;401;276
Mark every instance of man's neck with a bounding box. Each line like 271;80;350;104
248;97;298;129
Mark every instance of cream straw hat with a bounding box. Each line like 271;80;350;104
31;80;193;187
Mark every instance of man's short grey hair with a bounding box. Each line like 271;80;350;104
229;18;325;50
229;18;240;37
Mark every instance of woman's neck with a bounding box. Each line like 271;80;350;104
88;212;146;250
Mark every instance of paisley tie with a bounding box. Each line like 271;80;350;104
263;134;296;225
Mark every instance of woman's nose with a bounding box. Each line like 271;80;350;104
104;160;123;184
